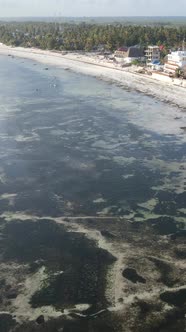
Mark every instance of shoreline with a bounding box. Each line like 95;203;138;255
1;43;186;109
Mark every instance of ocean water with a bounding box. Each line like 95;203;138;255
0;54;186;223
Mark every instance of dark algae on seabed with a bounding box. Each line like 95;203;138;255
2;220;115;310
0;55;186;331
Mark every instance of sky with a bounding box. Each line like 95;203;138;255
0;0;186;17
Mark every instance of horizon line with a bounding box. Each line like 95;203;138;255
1;15;186;18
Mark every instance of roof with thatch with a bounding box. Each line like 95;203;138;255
115;46;144;58
128;47;144;58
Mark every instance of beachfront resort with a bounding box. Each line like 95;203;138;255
113;43;186;79
79;41;186;88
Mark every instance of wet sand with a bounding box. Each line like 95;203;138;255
1;43;186;109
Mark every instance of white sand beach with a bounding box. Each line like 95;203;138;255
1;43;186;109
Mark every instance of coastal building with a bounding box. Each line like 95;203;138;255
114;46;144;64
114;47;128;57
148;61;163;71
145;46;160;64
164;49;186;74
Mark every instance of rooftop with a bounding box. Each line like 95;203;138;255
146;46;160;49
170;50;186;56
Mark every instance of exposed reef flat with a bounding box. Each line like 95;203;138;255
0;215;185;331
0;51;185;331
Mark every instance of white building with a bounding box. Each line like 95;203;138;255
145;46;160;64
164;50;186;74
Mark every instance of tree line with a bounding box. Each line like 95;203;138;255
0;21;186;53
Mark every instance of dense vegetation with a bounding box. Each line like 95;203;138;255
0;21;186;52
